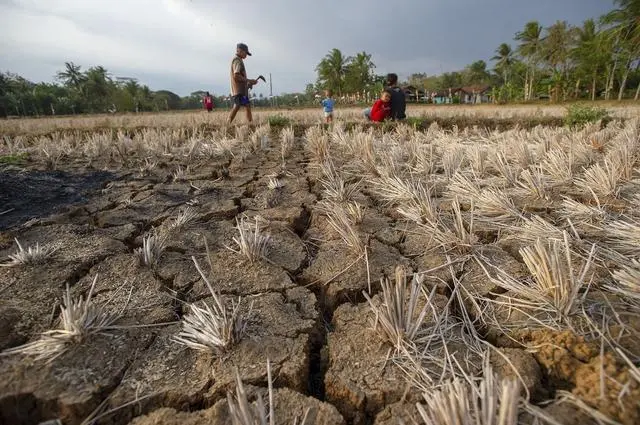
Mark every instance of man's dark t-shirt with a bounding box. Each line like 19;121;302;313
387;86;406;120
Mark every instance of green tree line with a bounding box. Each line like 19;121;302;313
312;0;640;103
0;62;231;117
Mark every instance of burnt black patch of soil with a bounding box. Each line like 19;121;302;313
0;169;116;230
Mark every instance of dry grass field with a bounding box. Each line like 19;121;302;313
1;104;640;425
1;103;639;135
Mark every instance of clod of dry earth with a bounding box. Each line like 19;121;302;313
0;224;127;350
373;401;419;425
489;348;543;399
0;331;153;425
512;329;640;425
128;386;345;425
301;238;409;311
323;291;467;425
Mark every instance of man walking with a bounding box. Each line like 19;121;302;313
385;73;406;121
228;42;259;124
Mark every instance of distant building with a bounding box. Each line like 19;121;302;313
432;89;453;104
429;85;492;104
402;85;426;102
452;85;493;104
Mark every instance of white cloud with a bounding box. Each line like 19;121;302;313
0;0;287;95
0;0;615;96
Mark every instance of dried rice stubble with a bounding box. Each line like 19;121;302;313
1;275;122;363
473;186;526;232
473;232;610;341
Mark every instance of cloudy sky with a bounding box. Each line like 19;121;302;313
0;0;614;97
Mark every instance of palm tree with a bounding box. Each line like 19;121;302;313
84;66;112;111
124;80;140;98
541;21;577;101
515;21;543;100
56;62;87;113
56;62;85;89
465;60;490;85
491;43;514;84
573;19;610;100
601;0;640;100
315;48;351;95
123;79;140;111
345;51;376;93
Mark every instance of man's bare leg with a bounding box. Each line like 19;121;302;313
228;105;241;124
245;105;253;124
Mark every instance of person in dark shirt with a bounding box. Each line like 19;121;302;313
385;73;406;121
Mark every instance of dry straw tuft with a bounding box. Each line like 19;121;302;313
305;126;329;163
517;166;547;199
267;176;284;191
227;216;271;263
1;237;59;267
280;126;295;161
575;159;623;198
364;266;433;350
134;232;167;267
324;203;365;256
608;258;640;303
416;360;521;425
174;257;249;354
319;160;360;202
474;187;523;228
484;232;596;328
168;206;198;230
1;276;120;362
541;148;573;183
442;145;466;179
559;197;607;225
492;151;518;186
226;359;311;425
467;145;488;176
605;218;640;258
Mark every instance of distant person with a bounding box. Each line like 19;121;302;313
385;73;406;121
321;89;335;123
364;89;392;122
203;92;214;112
228;42;260;124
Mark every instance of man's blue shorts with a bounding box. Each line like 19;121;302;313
233;94;250;106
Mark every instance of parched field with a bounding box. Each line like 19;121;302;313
1;106;639;425
2;103;640;136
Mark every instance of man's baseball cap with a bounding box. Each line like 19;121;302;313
237;43;252;56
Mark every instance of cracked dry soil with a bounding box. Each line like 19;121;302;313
1;125;639;425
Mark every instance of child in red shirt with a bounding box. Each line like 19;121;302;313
364;89;392;122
